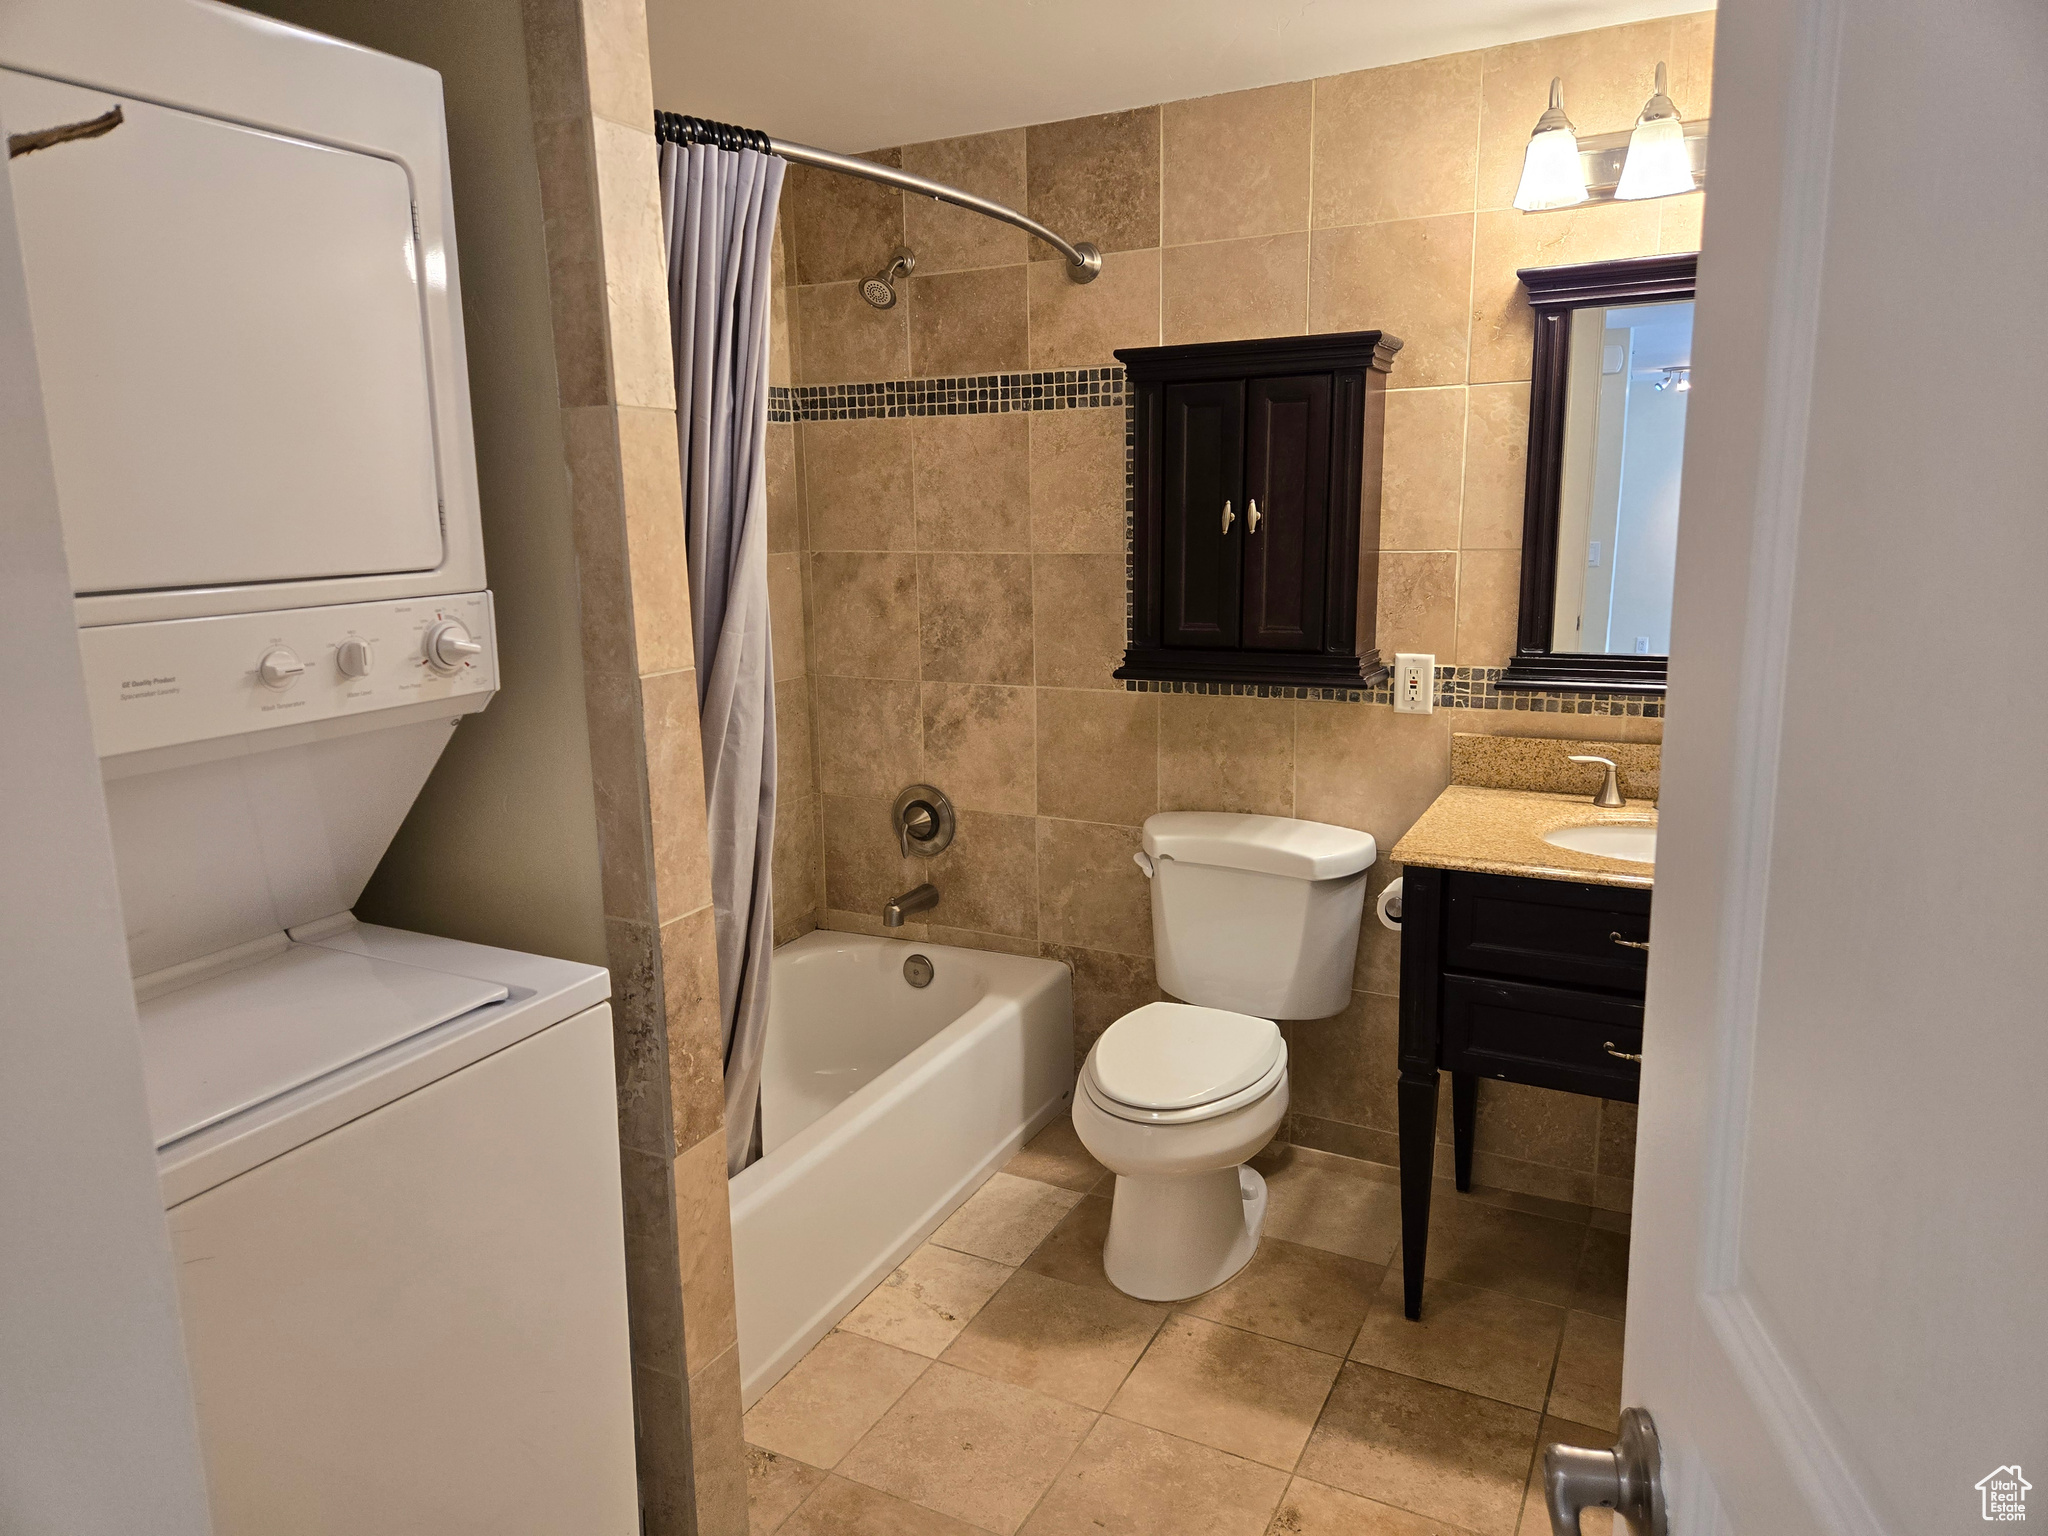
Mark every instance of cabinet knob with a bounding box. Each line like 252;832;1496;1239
1248;498;1261;533
1221;500;1234;534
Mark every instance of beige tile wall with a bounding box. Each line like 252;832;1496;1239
761;14;1711;1212
521;0;744;1529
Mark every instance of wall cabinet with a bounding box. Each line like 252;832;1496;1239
1115;331;1400;689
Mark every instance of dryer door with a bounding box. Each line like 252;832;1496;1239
0;70;443;595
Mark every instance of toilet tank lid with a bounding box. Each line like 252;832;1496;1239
1142;813;1376;880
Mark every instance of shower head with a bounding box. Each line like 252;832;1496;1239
860;246;916;309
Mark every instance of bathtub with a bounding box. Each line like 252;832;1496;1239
728;930;1074;1405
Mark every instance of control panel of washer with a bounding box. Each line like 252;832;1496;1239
78;592;497;758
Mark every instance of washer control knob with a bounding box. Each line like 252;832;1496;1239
258;646;306;689
423;619;482;673
336;637;375;678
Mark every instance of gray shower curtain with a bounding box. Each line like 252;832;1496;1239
659;139;784;1175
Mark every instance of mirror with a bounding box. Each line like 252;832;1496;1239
1505;253;1696;694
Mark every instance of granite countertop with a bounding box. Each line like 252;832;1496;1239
1391;784;1657;890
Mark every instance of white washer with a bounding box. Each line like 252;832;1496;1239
151;922;636;1536
1;4;642;1529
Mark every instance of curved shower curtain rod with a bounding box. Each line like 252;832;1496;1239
655;111;1102;284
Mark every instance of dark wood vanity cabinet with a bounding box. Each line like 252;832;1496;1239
1116;331;1400;689
1396;865;1650;1319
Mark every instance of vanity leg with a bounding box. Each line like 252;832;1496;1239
1397;1068;1439;1321
1452;1072;1476;1193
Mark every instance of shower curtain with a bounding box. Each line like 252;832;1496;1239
659;138;785;1175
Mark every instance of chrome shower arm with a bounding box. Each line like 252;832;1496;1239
767;137;1101;283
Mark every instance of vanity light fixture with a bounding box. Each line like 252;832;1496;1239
1615;63;1695;200
1515;64;1707;211
1512;78;1589;211
1654;366;1692;392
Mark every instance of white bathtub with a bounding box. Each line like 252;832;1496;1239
729;930;1074;1405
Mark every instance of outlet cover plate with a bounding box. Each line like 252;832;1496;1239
1394;652;1434;714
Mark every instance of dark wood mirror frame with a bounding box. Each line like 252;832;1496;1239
1501;251;1697;695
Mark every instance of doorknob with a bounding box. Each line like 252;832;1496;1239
1247;498;1261;533
1545;1407;1667;1536
1221;500;1234;534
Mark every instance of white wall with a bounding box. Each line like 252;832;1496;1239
1607;378;1686;653
0;129;213;1536
241;0;609;970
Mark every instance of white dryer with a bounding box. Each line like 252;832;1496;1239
0;3;640;1531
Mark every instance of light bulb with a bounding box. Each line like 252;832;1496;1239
1616;63;1695;201
1513;78;1587;212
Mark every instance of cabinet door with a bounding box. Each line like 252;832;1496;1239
1160;381;1245;649
1242;374;1332;652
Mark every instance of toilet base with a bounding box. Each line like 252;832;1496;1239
1102;1164;1268;1301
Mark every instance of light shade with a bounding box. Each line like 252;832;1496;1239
1513;78;1587;211
1616;63;1695;200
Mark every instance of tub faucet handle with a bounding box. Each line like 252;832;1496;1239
893;784;957;858
899;802;935;856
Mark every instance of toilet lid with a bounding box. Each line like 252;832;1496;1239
1087;1002;1282;1111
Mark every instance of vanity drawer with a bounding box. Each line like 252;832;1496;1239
1443;871;1650;993
1440;973;1642;1100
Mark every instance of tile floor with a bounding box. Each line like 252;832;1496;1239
744;1124;1629;1536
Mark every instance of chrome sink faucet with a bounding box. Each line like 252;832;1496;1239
1568;755;1627;809
884;883;940;928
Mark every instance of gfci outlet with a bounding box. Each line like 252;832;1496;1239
1393;653;1435;714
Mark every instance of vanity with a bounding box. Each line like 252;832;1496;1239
1390;745;1656;1321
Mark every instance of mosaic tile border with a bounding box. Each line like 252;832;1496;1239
767;367;1126;423
1119;668;1663;716
767;366;1660;719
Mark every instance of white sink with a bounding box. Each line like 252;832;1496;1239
1543;822;1657;865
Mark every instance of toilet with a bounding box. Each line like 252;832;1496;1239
1071;813;1377;1301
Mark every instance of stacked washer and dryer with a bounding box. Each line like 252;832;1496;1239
2;3;639;1532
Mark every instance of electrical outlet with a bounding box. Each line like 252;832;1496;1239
1393;652;1434;714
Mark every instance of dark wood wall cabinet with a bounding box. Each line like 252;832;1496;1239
1396;865;1649;1319
1114;331;1401;689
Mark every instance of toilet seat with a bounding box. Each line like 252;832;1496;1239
1082;1002;1286;1126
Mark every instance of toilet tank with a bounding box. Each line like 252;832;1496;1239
1142;813;1377;1020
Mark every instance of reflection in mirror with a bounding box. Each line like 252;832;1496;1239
1552;300;1691;655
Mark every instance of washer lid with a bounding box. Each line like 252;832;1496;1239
1141;812;1376;880
139;943;507;1148
1087;1002;1282;1111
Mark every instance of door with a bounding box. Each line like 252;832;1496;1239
1159;379;1244;648
0;106;215;1535
1242;374;1331;651
1610;1;2046;1532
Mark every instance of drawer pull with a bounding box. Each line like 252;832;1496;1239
1603;1041;1643;1063
1609;932;1650;952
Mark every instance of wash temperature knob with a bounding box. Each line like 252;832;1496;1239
336;637;375;678
257;646;305;689
423;619;482;673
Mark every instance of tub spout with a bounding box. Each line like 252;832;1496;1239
884;883;940;928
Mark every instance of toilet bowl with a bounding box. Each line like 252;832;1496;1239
1071;1002;1289;1299
1069;813;1375;1302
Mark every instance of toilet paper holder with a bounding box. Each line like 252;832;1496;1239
1375;877;1404;931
